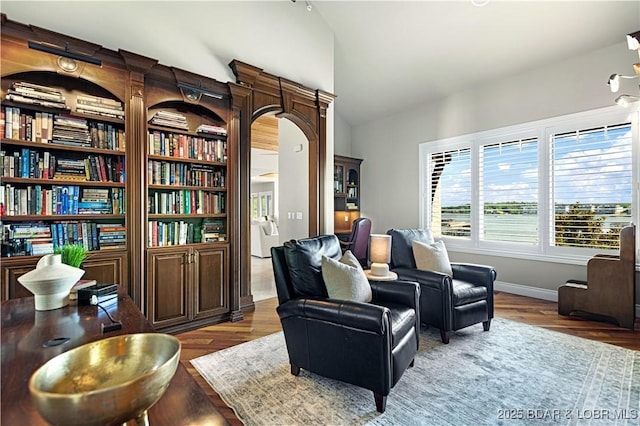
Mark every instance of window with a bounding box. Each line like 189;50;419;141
429;148;471;238
420;106;639;262
480;137;538;244
551;123;633;249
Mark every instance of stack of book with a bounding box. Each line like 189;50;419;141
3;223;54;256
76;94;124;120
196;123;227;136
201;218;225;242
97;223;126;249
52;114;92;148
54;157;88;181
5;82;67;110
149;111;188;130
78;188;112;214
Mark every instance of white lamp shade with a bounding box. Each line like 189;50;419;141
369;234;391;264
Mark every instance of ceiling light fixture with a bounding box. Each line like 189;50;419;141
626;30;640;50
614;94;640;106
28;40;101;66
305;1;312;11
607;73;640;93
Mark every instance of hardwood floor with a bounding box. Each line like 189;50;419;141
177;292;639;425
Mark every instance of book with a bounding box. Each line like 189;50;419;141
69;279;98;300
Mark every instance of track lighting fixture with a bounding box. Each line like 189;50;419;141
627;31;640;51
614;94;640;106
607;73;640;93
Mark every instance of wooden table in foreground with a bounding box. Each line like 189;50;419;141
1;293;228;426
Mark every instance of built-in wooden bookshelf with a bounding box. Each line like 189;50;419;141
142;68;233;332
333;155;363;236
0;29;131;300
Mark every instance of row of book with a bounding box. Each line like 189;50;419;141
147;219;226;247
1;221;126;257
148;160;225;187
1;185;125;216
148;131;226;162
2;107;125;150
1;149;125;183
147;190;225;215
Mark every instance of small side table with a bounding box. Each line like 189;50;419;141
365;270;398;281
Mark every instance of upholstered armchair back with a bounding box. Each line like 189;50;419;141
271;234;342;304
387;229;434;269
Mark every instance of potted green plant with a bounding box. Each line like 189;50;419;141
54;244;88;268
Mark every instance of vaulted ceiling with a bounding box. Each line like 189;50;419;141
312;1;640;126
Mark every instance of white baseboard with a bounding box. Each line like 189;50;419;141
494;280;640;317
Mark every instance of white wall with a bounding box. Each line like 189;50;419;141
352;42;640;300
278;119;309;242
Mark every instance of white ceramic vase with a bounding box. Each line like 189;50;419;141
18;254;85;311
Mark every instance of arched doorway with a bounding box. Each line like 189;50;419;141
249;115;309;301
229;59;334;313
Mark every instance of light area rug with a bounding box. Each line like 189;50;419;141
191;318;640;425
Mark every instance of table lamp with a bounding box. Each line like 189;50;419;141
369;234;392;277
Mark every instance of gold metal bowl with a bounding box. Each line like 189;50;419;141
29;333;181;426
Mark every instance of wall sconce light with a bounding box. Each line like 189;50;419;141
177;81;224;102
369;234;392;277
614;94;640;106
28;40;102;66
608;73;640;93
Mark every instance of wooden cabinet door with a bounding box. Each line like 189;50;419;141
147;248;190;329
1;257;38;300
82;251;128;290
193;244;229;320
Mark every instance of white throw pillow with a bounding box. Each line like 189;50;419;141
412;240;453;277
321;250;372;303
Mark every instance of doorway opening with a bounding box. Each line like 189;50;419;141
249;115;309;301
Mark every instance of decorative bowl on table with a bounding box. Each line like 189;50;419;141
17;254;85;311
29;333;181;426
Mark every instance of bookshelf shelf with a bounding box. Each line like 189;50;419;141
1;138;125;155
1;177;125;187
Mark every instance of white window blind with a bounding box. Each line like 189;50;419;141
429;148;471;238
551;122;633;249
479;137;538;243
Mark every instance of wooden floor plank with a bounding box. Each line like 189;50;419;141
177;292;639;424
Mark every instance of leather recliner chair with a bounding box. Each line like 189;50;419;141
387;228;496;344
271;234;420;413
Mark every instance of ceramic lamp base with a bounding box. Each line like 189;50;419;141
370;262;390;277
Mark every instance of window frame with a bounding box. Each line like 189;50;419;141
419;105;639;266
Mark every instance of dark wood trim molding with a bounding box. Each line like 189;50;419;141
228;59;334;312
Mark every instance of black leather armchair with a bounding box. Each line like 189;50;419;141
387;229;496;344
271;234;420;413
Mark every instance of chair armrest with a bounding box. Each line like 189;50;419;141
370;280;420;311
451;263;496;287
392;267;450;291
277;298;390;334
